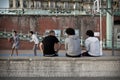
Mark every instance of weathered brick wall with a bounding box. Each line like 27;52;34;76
0;38;65;50
0;38;33;50
0;15;108;50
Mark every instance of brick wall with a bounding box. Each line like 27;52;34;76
0;15;109;50
0;38;33;50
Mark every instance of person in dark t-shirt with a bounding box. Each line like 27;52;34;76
40;30;60;57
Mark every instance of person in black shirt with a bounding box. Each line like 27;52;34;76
40;30;60;57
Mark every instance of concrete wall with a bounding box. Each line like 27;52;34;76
0;57;120;77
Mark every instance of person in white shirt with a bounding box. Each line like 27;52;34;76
65;28;81;57
82;30;101;57
29;31;39;56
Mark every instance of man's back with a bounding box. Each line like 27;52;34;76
42;35;59;55
65;35;81;56
85;37;100;56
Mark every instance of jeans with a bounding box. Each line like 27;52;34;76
33;44;38;56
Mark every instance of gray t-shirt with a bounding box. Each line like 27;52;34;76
65;35;81;56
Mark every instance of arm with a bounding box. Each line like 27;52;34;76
65;39;68;50
30;38;34;42
54;42;61;52
85;39;90;51
30;39;33;42
39;42;44;53
30;35;34;42
8;37;13;43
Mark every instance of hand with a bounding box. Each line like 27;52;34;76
8;38;13;43
55;49;59;53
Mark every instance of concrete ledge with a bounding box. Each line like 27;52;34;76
0;56;120;61
0;56;120;77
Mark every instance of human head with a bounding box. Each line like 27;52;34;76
13;31;17;36
49;30;55;36
13;31;17;33
29;31;34;36
86;30;94;37
65;28;75;35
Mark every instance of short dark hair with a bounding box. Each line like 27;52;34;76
13;31;17;33
29;31;34;34
65;28;75;35
49;30;55;34
86;30;94;37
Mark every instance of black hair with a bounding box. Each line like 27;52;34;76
13;31;17;33
86;30;94;37
65;28;75;35
49;30;55;34
29;31;34;34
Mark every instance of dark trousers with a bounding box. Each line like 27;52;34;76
43;51;58;57
66;53;81;57
82;51;93;57
33;44;38;56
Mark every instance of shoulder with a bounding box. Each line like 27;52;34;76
33;34;36;36
32;34;37;37
31;34;34;37
42;36;50;41
94;37;99;42
91;37;99;41
50;36;58;40
51;36;57;38
86;37;90;41
44;36;51;39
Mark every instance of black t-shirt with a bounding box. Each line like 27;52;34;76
42;35;59;55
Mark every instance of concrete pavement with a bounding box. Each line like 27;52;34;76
0;50;120;57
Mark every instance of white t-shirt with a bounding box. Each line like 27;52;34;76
85;37;101;56
65;35;81;56
30;34;39;44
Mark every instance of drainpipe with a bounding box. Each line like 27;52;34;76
100;0;103;56
106;0;112;49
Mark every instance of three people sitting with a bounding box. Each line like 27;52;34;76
40;28;102;57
